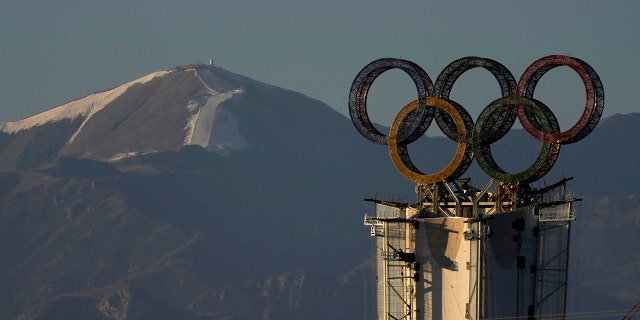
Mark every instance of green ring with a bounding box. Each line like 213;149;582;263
472;96;560;184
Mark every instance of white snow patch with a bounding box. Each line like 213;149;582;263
185;67;249;155
184;89;244;151
109;151;140;161
108;150;158;162
0;70;171;136
209;106;249;156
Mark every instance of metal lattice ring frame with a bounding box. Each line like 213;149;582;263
348;58;435;145
348;55;604;184
516;55;604;144
388;97;472;185
433;57;517;144
473;96;561;184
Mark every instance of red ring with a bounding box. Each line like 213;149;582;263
516;55;602;144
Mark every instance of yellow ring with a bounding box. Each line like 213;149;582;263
388;97;469;185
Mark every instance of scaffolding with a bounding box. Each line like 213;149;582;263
534;180;576;318
365;201;417;319
364;178;578;320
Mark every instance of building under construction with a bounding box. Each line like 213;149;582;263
364;178;577;319
348;55;605;319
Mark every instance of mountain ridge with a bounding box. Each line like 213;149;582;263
0;64;327;171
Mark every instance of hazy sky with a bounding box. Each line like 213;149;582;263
2;0;638;132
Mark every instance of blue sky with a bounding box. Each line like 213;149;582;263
2;0;638;132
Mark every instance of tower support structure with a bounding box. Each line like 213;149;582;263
364;178;576;320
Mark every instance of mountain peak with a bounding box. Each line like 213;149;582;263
0;63;346;172
0;65;259;170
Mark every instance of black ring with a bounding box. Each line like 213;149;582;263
348;58;434;145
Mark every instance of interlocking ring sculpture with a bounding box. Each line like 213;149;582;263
348;55;604;184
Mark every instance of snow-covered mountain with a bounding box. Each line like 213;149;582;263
0;64;263;168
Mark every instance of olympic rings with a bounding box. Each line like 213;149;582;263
348;55;604;184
